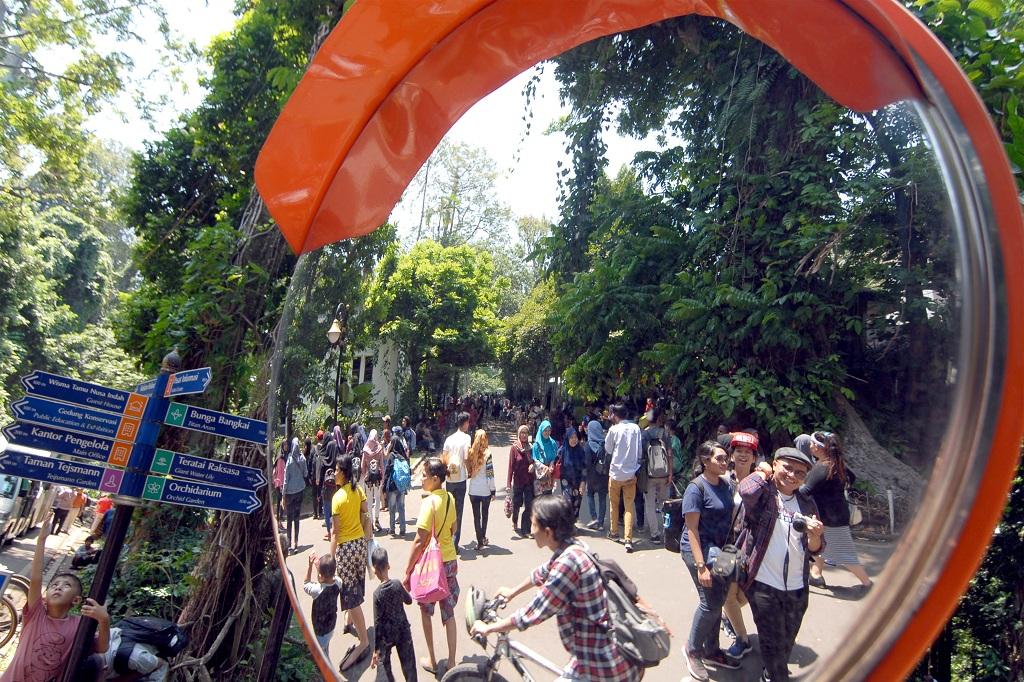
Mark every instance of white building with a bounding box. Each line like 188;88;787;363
350;340;404;414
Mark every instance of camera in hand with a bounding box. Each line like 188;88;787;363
791;513;809;533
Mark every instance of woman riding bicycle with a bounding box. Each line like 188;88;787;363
471;495;641;681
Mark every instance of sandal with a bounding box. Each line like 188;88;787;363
339;644;369;672
420;657;437;676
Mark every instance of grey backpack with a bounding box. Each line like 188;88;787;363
582;549;671;668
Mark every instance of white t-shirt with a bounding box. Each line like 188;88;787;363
443;430;471;483
468;457;494;497
755;491;807;591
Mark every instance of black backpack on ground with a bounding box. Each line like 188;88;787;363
661;498;684;553
113;617;189;673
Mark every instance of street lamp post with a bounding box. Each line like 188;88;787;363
327;303;346;425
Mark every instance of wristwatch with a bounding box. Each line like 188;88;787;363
695;562;706;570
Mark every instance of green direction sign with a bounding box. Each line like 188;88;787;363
143;476;166;502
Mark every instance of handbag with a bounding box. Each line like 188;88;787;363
847;489;863;526
697;477;745;583
504;493;513;518
409;495;451;603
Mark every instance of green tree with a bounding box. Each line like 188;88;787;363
499;277;557;401
0;3;169;411
407;140;514;246
544;15;957;468
365;240;500;411
115;1;351;673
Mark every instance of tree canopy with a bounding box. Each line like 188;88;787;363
365;240;501;412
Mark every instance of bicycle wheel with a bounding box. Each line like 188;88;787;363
0;596;18;649
3;574;29;618
441;662;512;682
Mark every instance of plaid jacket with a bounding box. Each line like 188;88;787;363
513;542;640;681
738;473;824;592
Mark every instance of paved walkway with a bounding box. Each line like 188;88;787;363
283;426;896;681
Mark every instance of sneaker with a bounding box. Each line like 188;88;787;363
703;650;741;670
685;650;709;681
650;535;662;544
586;520;600;530
624;541;634;553
725;639;753;659
607;531;620;542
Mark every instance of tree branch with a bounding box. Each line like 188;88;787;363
0;4;136;42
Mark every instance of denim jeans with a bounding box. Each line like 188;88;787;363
315;630;333;664
587;488;607;527
469;494;490;545
682;547;729;655
446;480;467;547
388;489;406;535
746;581;809;681
322;487;334;535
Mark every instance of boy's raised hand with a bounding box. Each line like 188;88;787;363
308;551;319;568
81;598;108;624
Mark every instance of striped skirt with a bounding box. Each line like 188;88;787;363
822;525;861;566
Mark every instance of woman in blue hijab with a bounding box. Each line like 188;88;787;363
532;420;558;495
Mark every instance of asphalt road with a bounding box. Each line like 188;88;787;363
283;427;895;681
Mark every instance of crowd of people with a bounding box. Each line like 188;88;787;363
270;394;871;681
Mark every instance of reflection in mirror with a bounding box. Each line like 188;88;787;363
268;16;963;680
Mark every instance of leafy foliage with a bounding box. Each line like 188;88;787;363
546;18;956;455
365;240;501;410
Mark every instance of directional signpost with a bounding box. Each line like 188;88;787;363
10;396;142;443
150;448;267;491
1;423;132;467
21;371;148;417
142;475;261;514
135;367;212;398
164;367;212;397
163;402;268;445
0;449;125;494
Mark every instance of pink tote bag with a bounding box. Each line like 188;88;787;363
410;495;451;603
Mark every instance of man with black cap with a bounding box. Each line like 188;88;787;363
737;447;824;682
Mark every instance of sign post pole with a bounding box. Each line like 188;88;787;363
59;350;178;682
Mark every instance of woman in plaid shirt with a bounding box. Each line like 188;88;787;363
472;495;641;681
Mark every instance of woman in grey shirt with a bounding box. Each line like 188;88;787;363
283;436;308;554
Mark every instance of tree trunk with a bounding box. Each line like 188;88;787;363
166;11;342;677
836;394;925;512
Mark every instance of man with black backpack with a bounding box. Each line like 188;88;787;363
641;408;673;544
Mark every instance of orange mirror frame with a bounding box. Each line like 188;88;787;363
255;1;1024;680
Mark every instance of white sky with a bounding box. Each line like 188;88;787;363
86;1;657;224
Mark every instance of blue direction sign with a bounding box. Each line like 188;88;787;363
150;448;266;490
21;371;148;418
163;403;267;445
142;475;261;514
0;450;125;494
134;377;158;397
165;367;212;397
11;396;142;443
1;423;133;467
